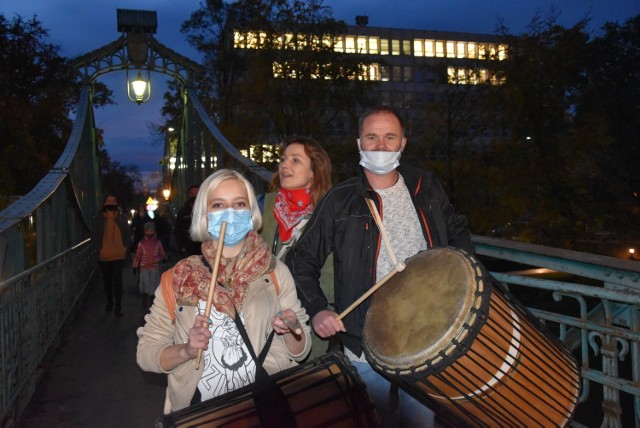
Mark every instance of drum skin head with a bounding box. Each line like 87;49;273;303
363;247;486;374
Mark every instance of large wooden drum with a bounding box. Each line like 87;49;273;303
363;247;580;427
157;351;379;427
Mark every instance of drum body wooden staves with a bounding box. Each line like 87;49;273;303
363;247;581;427
158;351;379;428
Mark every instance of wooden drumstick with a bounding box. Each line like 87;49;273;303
336;263;405;321
336;199;407;321
282;317;302;335
195;221;227;370
366;198;401;269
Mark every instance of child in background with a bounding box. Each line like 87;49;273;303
133;222;165;310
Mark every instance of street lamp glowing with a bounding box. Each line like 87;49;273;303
162;188;171;200
127;69;151;104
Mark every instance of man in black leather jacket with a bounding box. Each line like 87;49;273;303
285;105;473;426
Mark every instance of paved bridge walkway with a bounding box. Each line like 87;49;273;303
16;263;173;427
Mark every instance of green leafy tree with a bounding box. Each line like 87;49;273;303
483;14;597;247
0;14;77;196
576;16;640;241
0;13;114;200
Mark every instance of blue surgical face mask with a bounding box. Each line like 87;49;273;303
207;208;253;246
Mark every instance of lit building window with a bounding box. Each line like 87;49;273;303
380;39;389;55
425;40;435;57
489;44;497;59
457;41;466;58
345;36;356;53
368;63;381;80
357;36;368;53
403;40;411;55
478;43;486;59
447;66;456;83
498;44;507;60
457;67;467;83
369;36;379;54
234;31;245;48
272;62;284;78
241;145;277;163
284;33;295;49
446;41;455;58
322;35;334;49
414;39;424;57
391;39;401;55
334;37;344;53
246;31;260;49
435;41;445;57
467;42;477;59
468;69;479;84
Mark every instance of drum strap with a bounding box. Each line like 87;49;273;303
232;305;297;428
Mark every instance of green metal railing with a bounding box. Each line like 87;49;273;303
474;235;640;427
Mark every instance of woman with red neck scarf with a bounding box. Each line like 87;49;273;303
260;136;334;361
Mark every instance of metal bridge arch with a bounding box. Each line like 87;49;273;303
0;9;274;424
71;8;273;212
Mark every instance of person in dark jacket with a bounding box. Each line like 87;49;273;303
92;194;131;317
174;184;201;257
285;105;473;427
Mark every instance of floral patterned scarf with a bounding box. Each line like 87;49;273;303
273;188;313;242
172;231;273;318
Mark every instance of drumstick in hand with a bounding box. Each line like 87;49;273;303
337;198;407;320
282;316;302;336
195;221;227;370
336;263;405;321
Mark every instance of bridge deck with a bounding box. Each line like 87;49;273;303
16;263;170;427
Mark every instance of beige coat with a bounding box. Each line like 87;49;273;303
136;259;311;414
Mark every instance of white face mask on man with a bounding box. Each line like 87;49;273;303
357;139;403;175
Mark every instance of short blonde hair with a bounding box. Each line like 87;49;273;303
190;169;262;242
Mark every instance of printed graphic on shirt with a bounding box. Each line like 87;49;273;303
197;301;256;400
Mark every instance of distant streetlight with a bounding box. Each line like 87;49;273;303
629;248;636;260
162;188;171;201
127;69;151;104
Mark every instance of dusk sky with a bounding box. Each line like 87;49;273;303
1;0;639;180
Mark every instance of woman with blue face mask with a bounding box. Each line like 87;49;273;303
137;169;311;414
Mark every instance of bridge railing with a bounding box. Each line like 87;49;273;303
472;234;640;427
0;84;101;426
0;239;96;426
